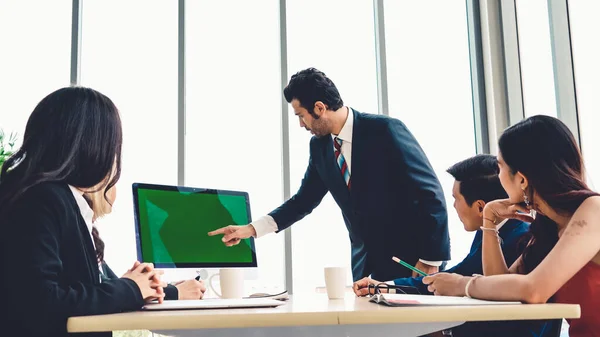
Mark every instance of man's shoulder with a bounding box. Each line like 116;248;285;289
358;110;416;136
500;219;531;246
354;109;399;125
352;110;410;137
502;219;530;234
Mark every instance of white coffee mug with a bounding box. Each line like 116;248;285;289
208;268;245;299
324;266;346;299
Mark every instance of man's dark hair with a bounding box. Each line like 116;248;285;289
283;68;344;118
446;154;507;205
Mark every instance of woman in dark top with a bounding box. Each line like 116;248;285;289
0;87;165;337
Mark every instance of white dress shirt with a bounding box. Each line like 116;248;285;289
252;107;441;267
68;185;96;248
69;185;103;277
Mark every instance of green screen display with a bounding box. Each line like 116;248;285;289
134;184;256;268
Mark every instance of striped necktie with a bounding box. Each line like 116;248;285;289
334;137;351;189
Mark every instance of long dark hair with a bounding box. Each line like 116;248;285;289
0;86;122;261
498;115;598;273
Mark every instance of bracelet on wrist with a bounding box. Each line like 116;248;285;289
480;227;498;233
465;274;482;298
481;226;503;244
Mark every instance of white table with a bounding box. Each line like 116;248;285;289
67;293;580;337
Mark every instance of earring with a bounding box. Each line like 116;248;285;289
522;188;530;208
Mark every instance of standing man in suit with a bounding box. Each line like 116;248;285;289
209;68;449;281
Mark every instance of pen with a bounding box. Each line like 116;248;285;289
392;256;428;276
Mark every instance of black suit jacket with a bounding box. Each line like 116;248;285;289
0;182;144;337
269;109;449;281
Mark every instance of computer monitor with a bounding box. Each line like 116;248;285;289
132;183;257;269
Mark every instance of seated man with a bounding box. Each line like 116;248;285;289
354;154;559;337
354;154;528;295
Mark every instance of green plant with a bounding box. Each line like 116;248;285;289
0;129;18;170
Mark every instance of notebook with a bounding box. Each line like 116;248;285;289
143;298;285;310
369;293;520;306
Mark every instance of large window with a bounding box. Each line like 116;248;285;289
185;0;285;290
515;0;558;118
286;0;378;293
80;0;178;275
0;0;71;139
384;1;476;267
0;0;497;295
568;1;600;188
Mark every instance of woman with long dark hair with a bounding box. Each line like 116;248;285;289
423;116;600;337
0;87;165;337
